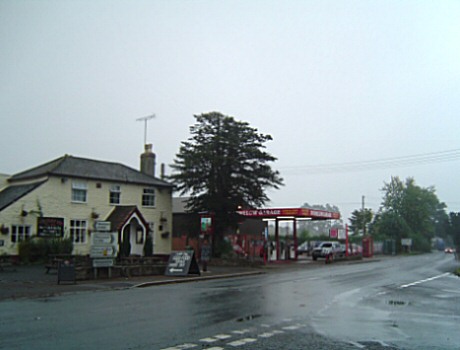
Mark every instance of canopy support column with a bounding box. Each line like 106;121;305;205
293;219;298;261
275;219;280;260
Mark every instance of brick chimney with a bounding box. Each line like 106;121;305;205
140;144;156;177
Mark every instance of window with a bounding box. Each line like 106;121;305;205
70;220;87;243
11;225;31;243
142;188;155;207
72;182;87;203
110;185;121;205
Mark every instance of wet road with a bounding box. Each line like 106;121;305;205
0;253;458;349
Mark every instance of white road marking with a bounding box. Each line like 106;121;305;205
228;338;257;347
399;273;450;289
214;334;232;340
348;341;366;349
163;322;303;350
200;337;217;343
282;324;302;330
376;340;391;346
160;344;197;350
258;332;276;338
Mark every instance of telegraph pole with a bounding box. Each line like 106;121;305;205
136;113;155;145
362;195;366;235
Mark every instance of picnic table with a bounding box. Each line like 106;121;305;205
45;254;74;274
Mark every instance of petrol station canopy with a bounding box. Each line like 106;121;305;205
236;207;341;261
237;207;340;220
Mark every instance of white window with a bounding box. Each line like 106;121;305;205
142;188;155;207
11;225;31;243
70;220;87;243
72;182;87;203
110;185;121;205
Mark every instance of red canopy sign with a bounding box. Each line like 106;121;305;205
237;208;340;220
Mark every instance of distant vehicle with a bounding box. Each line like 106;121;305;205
233;244;247;257
296;242;310;255
444;247;455;254
312;241;344;261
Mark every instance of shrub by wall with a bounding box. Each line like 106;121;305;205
18;237;73;263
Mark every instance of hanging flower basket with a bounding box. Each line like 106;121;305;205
0;225;9;235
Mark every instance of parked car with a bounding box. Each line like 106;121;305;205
296;242;310;255
312;241;344;261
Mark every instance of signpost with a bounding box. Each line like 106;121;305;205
95;221;111;232
165;251;200;276
91;225;118;279
401;238;412;253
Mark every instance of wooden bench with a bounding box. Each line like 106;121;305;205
45;254;75;274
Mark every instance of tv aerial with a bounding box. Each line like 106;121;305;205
136;113;155;145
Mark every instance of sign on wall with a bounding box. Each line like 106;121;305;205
37;217;64;237
200;216;213;235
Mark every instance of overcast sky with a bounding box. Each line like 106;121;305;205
1;0;459;221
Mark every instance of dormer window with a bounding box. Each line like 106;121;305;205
72;182;87;203
110;185;121;205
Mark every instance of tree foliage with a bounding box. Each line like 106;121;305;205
349;208;373;235
169;112;283;255
371;176;445;252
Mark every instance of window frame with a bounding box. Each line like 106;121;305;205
71;181;88;203
70;219;87;244
11;225;31;243
142;188;156;207
109;184;121;205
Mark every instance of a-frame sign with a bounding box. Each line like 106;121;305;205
165;251;201;276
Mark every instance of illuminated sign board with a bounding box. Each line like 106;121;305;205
37;217;64;237
237;208;340;220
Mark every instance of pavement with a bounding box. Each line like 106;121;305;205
0;256;374;301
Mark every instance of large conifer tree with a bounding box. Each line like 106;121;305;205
170;112;283;255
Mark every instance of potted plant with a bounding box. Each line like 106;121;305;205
0;225;8;235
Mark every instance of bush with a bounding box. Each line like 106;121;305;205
18;237;73;263
215;238;234;258
120;239;131;257
144;235;153;256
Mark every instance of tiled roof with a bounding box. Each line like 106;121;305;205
0;181;46;211
9;155;173;187
106;205;149;231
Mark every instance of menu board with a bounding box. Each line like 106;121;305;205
165;251;200;276
37;217;64;237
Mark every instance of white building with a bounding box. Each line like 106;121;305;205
0;145;173;257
